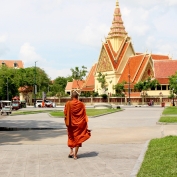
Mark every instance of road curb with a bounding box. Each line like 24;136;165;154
130;140;150;177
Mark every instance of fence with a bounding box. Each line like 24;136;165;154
32;96;174;106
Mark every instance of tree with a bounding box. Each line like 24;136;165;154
169;72;177;99
70;66;87;89
48;76;68;97
113;83;125;96
134;77;160;92
0;66;20;100
0;66;51;100
97;72;108;93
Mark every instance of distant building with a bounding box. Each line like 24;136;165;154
65;0;177;98
0;60;24;68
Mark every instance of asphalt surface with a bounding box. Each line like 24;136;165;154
0;107;177;177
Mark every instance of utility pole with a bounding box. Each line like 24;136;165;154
7;77;9;100
34;61;38;108
128;62;131;105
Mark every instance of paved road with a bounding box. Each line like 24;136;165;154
0;107;176;177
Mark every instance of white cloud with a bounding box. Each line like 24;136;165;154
146;36;155;48
19;43;45;66
133;25;150;36
122;7;131;16
0;34;8;43
43;67;71;79
165;0;177;6
39;0;62;11
79;23;109;47
156;42;177;58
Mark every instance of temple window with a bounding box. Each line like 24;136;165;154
151;86;155;90
162;85;166;90
157;85;161;90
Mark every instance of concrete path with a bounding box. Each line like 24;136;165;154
0;107;177;177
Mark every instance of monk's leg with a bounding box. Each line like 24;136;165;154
68;148;74;158
74;146;79;159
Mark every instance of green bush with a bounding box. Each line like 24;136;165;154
101;94;108;99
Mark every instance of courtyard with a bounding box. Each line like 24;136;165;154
0;107;177;176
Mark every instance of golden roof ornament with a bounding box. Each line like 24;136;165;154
107;0;127;39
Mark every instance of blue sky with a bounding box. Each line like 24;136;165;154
0;0;177;79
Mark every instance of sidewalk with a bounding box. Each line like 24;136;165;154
0;107;176;177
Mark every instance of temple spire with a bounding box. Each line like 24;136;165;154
107;0;127;39
116;0;119;7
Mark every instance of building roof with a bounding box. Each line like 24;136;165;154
104;40;129;70
0;60;24;68
154;60;177;78
107;0;127;39
72;80;85;89
65;80;85;92
151;54;170;60
156;78;169;84
18;86;33;93
65;82;73;91
118;54;149;84
82;64;97;91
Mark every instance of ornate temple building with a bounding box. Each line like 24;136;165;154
66;0;177;97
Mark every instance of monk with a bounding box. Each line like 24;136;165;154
64;91;91;160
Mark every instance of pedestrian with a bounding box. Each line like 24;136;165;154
64;90;91;160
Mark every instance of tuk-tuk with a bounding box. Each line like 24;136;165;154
0;100;12;115
12;96;20;110
12;100;20;110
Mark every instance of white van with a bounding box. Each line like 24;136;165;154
35;100;55;107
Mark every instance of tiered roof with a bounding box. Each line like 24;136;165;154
107;0;127;39
82;63;97;91
118;54;149;84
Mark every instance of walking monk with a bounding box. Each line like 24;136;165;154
64;91;91;160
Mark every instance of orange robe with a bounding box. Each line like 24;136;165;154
64;98;91;148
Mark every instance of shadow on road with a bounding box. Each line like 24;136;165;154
0;129;67;145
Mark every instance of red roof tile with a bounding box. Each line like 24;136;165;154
151;54;169;60
154;60;177;78
65;82;73;90
0;60;24;68
156;78;169;84
119;54;148;83
82;64;97;90
104;41;129;70
72;80;85;89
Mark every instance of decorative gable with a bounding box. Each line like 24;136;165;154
97;47;113;72
141;62;154;81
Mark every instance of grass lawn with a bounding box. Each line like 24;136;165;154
137;136;177;177
162;106;177;115
50;109;121;117
159;107;177;123
159;116;177;123
11;108;121;117
11;110;56;115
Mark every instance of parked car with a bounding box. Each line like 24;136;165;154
36;100;55;108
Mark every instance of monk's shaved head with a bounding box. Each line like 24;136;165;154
71;91;79;99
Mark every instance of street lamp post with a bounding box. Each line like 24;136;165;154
128;62;131;105
34;61;38;108
6;77;9;100
173;89;175;106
